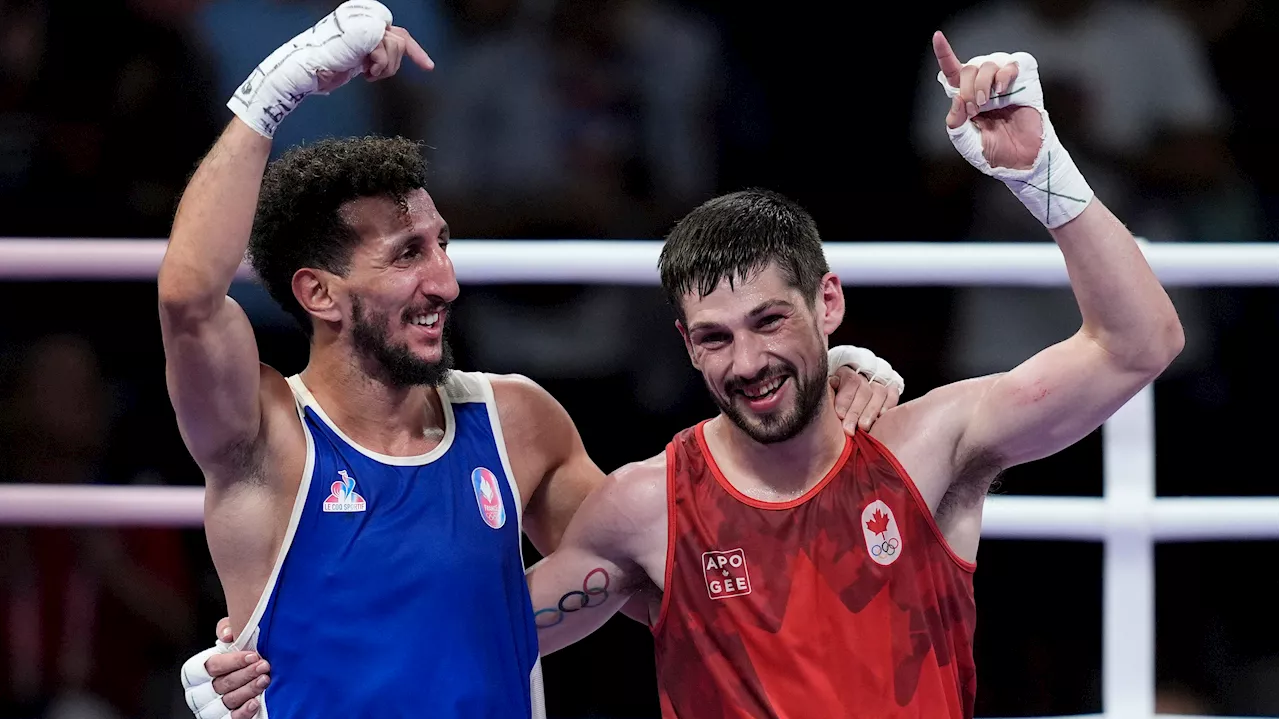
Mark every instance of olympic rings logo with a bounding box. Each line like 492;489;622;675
534;567;611;628
870;538;900;557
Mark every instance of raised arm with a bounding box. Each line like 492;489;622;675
158;3;431;479
158;121;273;475
930;33;1184;471
958;201;1183;469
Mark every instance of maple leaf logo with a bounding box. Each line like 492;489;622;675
866;508;891;537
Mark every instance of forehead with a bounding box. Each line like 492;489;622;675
680;263;799;323
341;188;442;248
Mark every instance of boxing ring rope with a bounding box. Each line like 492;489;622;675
2;238;1277;284
0;238;1275;719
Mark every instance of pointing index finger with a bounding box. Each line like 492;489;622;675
389;26;434;71
933;30;962;88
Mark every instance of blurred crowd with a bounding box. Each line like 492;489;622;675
0;0;1274;717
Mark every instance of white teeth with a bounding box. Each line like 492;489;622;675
743;377;784;398
411;312;440;327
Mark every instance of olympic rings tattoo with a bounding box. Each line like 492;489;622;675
534;567;611;628
870;537;900;557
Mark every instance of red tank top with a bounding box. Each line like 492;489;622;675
651;421;977;718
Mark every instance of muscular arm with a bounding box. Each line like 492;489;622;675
526;457;667;656
491;375;605;554
955;200;1184;471
157;119;274;477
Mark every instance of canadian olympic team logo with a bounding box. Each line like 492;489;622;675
323;470;366;513
471;467;506;529
861;499;902;566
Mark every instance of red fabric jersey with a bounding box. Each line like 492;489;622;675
652;421;977;718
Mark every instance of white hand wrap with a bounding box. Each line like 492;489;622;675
181;641;236;719
936;52;1094;228
827;345;905;396
228;0;392;138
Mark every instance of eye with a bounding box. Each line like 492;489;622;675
696;332;730;349
398;245;421;261
758;314;784;330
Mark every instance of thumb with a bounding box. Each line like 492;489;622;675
945;93;967;130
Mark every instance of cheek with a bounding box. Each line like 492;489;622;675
696;353;730;390
768;326;822;364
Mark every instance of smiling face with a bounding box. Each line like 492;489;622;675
294;188;459;387
679;263;843;444
660;189;843;445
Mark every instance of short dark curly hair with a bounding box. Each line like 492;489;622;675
248;135;428;335
658;189;829;322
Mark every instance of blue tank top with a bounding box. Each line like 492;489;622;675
233;372;545;718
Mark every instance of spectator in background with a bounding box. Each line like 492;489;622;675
0;0;47;235
427;0;721;419
909;0;1253;382
425;0;720;239
0;0;220;239
0;335;195;719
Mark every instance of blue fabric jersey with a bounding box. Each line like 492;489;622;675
234;372;544;718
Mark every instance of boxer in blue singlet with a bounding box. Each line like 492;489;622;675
161;3;899;717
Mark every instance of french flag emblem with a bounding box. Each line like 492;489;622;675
471;467;506;529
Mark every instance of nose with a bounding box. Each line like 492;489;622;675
420;245;460;304
729;331;769;383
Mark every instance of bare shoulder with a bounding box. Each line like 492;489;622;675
574;452;669;554
606;452;668;520
871;374;1001;445
486;372;575;445
868;374;1004;509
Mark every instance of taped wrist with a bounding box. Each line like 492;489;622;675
936;51;1094;228
227;0;392;138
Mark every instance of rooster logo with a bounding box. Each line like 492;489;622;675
323;469;366;513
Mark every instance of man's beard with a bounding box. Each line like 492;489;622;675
351;296;454;388
710;356;828;445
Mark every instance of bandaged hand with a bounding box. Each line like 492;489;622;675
828;345;904;434
228;0;434;138
931;31;1093;228
180;619;270;719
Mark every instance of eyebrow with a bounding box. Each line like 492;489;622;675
687;299;794;335
388;223;449;253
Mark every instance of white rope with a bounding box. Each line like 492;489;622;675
0;485;1273;538
2;239;1276;285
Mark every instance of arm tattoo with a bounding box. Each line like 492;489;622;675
533;567;611;628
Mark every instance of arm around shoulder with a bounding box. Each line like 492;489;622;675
525;452;668;655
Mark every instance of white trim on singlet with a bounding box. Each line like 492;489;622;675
230;392;317;719
474;372;544;719
284;375;456;466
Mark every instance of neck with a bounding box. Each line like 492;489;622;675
299;338;446;455
705;392;847;500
